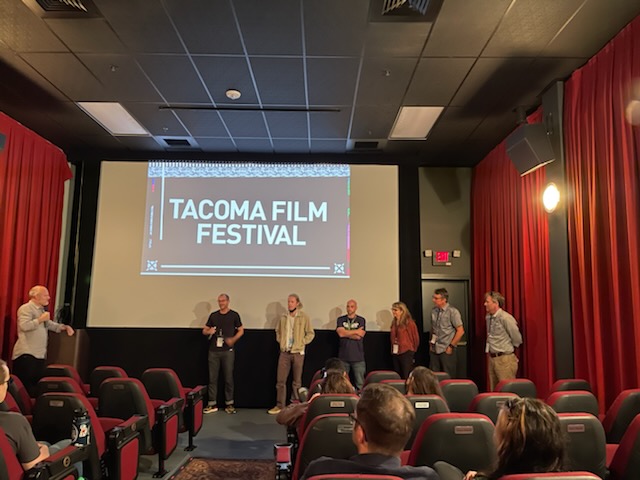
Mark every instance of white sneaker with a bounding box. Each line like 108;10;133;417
267;406;282;415
203;405;218;414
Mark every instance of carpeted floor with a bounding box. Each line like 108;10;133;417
170;457;275;480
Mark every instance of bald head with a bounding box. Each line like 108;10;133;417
29;285;50;307
346;299;358;318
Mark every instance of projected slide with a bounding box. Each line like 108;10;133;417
141;162;350;278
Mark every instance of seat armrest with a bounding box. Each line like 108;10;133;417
155;397;184;422
274;442;293;479
185;385;206;403
24;444;88;480
109;415;147;448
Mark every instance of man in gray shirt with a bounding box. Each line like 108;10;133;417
484;291;523;390
11;285;74;395
429;288;464;378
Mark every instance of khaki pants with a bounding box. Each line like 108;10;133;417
488;353;518;391
276;351;305;408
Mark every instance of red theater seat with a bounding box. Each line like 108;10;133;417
602;389;640;444
8;375;34;415
379;379;406;395
550;379;592;393
362;370;400;387
608;414;640;480
405;394;449;449
495;379;537;398
43;364;90;396
89;366;128;397
557;413;607;479
468;392;518;424
497;473;603;480
547;390;599;417
439;379;479;413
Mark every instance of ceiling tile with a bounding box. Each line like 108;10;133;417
364;22;431;57
122;103;188;136
424;0;512;57
272;139;310;153
307;58;360;105
351;105;399;138
234;138;273;152
193;56;259;104
356;57;417;106
45;18;126;53
233;0;302;55
264;111;309;138
219;111;269;137
194;137;237;152
0;0;67;52
137;55;210;103
251;57;306;105
405;58;475;105
164;0;244;55
174;110;230;137
118;136;162;151
304;0;369;56
309;108;352;139
310;139;347;153
424;107;483;146
93;0;183;53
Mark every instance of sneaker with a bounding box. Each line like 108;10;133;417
267;406;282;415
203;405;218;414
225;405;237;414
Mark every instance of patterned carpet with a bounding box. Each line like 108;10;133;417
170;457;275;480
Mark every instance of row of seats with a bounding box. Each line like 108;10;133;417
303;474;606;480
2;364;206;478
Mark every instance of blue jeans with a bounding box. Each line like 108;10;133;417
344;361;366;390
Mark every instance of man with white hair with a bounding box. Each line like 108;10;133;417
12;285;74;395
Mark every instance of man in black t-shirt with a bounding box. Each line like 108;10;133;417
202;294;244;414
336;299;366;390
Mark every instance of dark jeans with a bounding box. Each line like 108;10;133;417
429;349;458;378
276;351;305;408
392;351;415;379
208;349;235;406
344;360;366;390
13;354;45;397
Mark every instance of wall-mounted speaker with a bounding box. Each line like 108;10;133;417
506;123;555;176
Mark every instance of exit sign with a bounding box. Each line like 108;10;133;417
433;251;451;266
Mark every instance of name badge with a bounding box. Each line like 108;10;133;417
430;334;438;344
392;344;399;354
216;337;224;348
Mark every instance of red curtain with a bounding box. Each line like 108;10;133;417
0;112;72;360
564;16;640;410
471;110;555;397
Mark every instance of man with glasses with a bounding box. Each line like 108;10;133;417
301;383;439;480
484;291;523;390
429;288;464;378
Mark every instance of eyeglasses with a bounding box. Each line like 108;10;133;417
349;412;367;440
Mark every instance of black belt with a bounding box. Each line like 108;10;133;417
489;351;513;358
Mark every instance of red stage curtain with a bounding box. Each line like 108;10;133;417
471;110;555;397
0;112;72;360
564;16;640;410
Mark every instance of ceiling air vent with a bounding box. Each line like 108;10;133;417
369;0;442;22
163;138;192;147
22;0;100;17
383;0;429;15
354;141;379;150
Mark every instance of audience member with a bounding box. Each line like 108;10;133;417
406;366;443;397
390;302;420;379
301;383;439;480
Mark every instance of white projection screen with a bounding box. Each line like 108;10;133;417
88;161;399;330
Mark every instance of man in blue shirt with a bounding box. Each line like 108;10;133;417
336;299;366;390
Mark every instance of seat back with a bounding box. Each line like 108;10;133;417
141;368;183;401
306;476;405;480
379;379;406;395
0;426;24;480
603;389;640;444
440;379;479;412
408;413;496;472
0;392;21;413
310;369;324;385
32;393;105;480
557;413;606;479
550;379;592;393
495;379;537;398
497;473;603;480
99;378;155;452
469;392;519;424
292;414;357;480
433;371;451;382
8;375;33;415
89;366;127;397
363;370;400;387
36;377;86;397
43;365;89;395
405;394;450;449
299;394;359;436
546;391;599;417
609;414;640;480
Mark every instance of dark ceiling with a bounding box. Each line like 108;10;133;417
0;0;639;166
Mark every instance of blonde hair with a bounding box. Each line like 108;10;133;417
391;301;412;327
288;293;303;308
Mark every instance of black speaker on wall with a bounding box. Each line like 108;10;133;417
506;123;555;176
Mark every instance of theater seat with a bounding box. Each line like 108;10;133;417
379;379;406;394
32;392;143;480
547;390;599;417
495;379;537;398
141;368;206;451
0;425;86;480
433;371;451;382
468;392;518;424
497;473;603;480
602;389;640;444
89;366;128;397
407;413;496;473
557;413;607;479
297;394;359;440
550;379;592;393
306;476;405;480
43;364;90;396
439;379;479;413
291;414;357;480
608;414;640;480
99;378;183;477
8;375;34;416
363;370;400;387
405;394;449;449
0;392;21;413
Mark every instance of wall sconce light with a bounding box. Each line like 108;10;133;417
543;182;560;213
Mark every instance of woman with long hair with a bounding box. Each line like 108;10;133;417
390;301;420;379
406;366;443;397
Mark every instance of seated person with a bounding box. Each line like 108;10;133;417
0;360;81;473
299;357;347;401
301;383;439;480
406;366;443;397
277;370;354;428
436;397;564;480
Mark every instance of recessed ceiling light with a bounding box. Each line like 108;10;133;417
77;102;148;136
389;106;444;140
226;89;242;100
